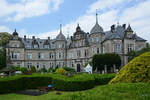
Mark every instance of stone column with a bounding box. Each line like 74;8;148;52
113;64;116;73
104;65;107;73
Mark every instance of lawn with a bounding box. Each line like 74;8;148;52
0;83;150;100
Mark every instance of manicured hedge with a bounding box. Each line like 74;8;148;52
0;74;52;94
52;74;95;91
0;73;115;93
93;74;115;85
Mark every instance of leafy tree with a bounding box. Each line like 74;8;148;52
92;53;121;72
0;32;12;46
0;48;6;69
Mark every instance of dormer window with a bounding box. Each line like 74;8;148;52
33;44;38;48
44;45;49;49
12;43;19;47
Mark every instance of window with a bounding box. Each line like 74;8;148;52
49;53;53;59
128;44;134;52
59;52;61;58
97;48;99;54
92;48;95;55
27;53;32;60
37;63;39;69
38;53;44;59
69;52;72;58
114;43;121;53
62;44;64;48
77;50;81;57
12;43;19;47
96;37;99;42
26;44;31;48
44;45;49;48
58;44;61;48
12;52;20;59
27;63;32;69
34;44;38;48
85;49;88;57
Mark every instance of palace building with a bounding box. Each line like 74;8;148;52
6;14;146;72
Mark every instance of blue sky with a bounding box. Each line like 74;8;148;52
0;0;150;42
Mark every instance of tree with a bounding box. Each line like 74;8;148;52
0;32;12;46
92;53;121;72
0;48;6;69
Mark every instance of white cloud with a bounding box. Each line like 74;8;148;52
1;0;150;43
87;0;127;14
0;0;63;21
52;0;63;11
0;26;12;33
38;0;150;43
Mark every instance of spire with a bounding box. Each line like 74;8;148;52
76;23;81;32
126;24;133;32
15;29;16;32
60;24;62;34
96;9;98;24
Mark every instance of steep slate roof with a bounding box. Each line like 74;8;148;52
13;23;146;49
104;25;146;42
56;33;66;41
21;38;55;49
90;22;103;34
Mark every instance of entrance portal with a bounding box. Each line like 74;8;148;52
77;64;80;72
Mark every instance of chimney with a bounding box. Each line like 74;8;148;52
48;37;50;40
32;36;35;39
24;35;26;41
122;24;126;29
111;25;115;32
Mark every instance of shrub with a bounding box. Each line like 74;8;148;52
0;74;52;94
40;68;47;73
20;67;27;73
30;66;36;73
92;74;115;85
52;74;95;91
0;73;115;93
48;68;55;73
63;67;75;72
13;66;21;71
110;52;150;84
55;68;67;75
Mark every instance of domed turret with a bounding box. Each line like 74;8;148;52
13;29;18;36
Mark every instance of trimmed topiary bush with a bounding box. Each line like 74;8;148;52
30;66;36;73
110;52;150;84
55;68;67;75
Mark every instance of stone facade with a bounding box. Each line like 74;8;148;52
6;17;146;72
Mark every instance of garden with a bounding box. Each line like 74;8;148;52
0;44;150;99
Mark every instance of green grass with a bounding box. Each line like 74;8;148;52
0;83;150;100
